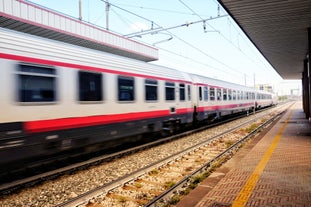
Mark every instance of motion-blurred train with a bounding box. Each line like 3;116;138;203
0;28;277;166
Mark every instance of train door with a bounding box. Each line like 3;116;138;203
183;83;194;124
177;82;186;111
195;84;207;122
164;81;176;114
190;84;199;109
198;85;204;106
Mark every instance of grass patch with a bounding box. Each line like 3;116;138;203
245;123;259;133
225;140;234;148
168;194;181;205
150;169;159;175
117;196;128;203
134;182;143;188
163;181;176;189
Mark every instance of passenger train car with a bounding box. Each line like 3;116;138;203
0;28;276;166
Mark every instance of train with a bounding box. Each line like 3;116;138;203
0;28;277;166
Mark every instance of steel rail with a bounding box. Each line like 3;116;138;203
0;108;258;194
56;104;290;207
145;105;290;206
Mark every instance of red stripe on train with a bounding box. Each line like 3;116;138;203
24;108;193;133
196;102;254;112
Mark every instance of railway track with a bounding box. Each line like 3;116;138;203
0;108;262;195
0;103;291;206
55;103;290;207
0;116;233;194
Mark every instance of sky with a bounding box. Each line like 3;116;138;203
27;0;301;96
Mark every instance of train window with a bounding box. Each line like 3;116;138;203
228;89;232;100
233;90;236;100
17;64;56;102
145;79;158;101
199;86;203;101
118;76;135;101
165;82;175;101
223;89;227;101
217;88;222;101
187;85;191;101
237;91;240;100
204;86;208;101
179;83;185;101
79;71;103;101
210;87;215;101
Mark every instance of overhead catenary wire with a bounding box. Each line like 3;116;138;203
178;0;218;33
226;17;277;75
178;0;204;21
176;0;274;81
124;15;226;38
208;0;277;76
100;0;157;28
114;3;200;16
156;46;238;77
109;7;134;29
100;0;241;74
99;0;268;83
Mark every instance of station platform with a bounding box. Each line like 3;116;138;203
177;101;311;207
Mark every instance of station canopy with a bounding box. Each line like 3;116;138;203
0;0;158;62
218;0;311;79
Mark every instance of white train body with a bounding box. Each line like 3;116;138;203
0;28;275;165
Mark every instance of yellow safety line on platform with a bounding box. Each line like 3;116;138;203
232;109;294;207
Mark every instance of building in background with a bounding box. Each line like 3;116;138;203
255;84;273;93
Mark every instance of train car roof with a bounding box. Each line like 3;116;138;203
188;73;255;91
0;27;279;95
0;28;192;83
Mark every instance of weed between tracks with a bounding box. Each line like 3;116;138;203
150;169;159;175
225;140;234;148
163;181;176;189
160;154;232;207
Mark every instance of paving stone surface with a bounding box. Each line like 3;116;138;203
177;102;311;207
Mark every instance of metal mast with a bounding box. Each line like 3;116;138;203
105;0;110;30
